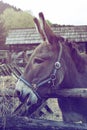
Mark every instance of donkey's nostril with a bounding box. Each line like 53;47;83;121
16;90;21;97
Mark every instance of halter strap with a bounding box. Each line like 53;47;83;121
19;76;41;99
37;42;62;89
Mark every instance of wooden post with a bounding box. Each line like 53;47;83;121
0;116;87;130
45;88;87;98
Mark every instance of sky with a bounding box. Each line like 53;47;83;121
2;0;87;25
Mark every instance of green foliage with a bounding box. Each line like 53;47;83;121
1;8;35;29
0;1;52;46
0;0;21;14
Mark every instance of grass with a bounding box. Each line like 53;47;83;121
0;76;20;128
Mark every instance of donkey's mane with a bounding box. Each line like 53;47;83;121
65;40;87;73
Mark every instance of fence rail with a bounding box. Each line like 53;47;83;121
1;64;87;129
0;116;87;130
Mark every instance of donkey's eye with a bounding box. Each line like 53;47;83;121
34;58;44;64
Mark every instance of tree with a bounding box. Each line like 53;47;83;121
0;0;21;14
1;8;35;29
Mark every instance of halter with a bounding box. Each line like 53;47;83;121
19;42;62;99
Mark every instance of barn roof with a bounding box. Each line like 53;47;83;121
5;25;87;45
6;28;42;45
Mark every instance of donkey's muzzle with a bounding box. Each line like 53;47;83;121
15;79;38;104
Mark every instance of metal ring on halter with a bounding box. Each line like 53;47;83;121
55;61;61;69
50;74;56;80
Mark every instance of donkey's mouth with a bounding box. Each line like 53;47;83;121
15;79;38;105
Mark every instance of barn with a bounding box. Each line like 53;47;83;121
5;25;87;65
5;28;41;51
6;25;87;52
52;25;87;53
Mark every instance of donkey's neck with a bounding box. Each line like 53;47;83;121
60;44;87;89
69;43;87;73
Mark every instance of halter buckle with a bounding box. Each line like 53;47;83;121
55;62;61;69
50;74;56;80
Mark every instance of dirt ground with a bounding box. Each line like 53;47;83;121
0;76;63;122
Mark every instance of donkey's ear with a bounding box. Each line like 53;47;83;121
34;17;46;41
39;12;65;45
39;12;58;44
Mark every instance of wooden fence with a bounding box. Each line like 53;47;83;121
1;64;87;129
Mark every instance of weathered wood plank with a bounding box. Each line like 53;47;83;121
0;116;87;130
45;88;87;98
1;88;87;98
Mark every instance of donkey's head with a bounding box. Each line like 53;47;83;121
15;12;65;104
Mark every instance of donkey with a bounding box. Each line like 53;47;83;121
15;12;87;122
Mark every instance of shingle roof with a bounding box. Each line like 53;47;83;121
6;28;42;45
52;25;87;42
5;25;87;45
